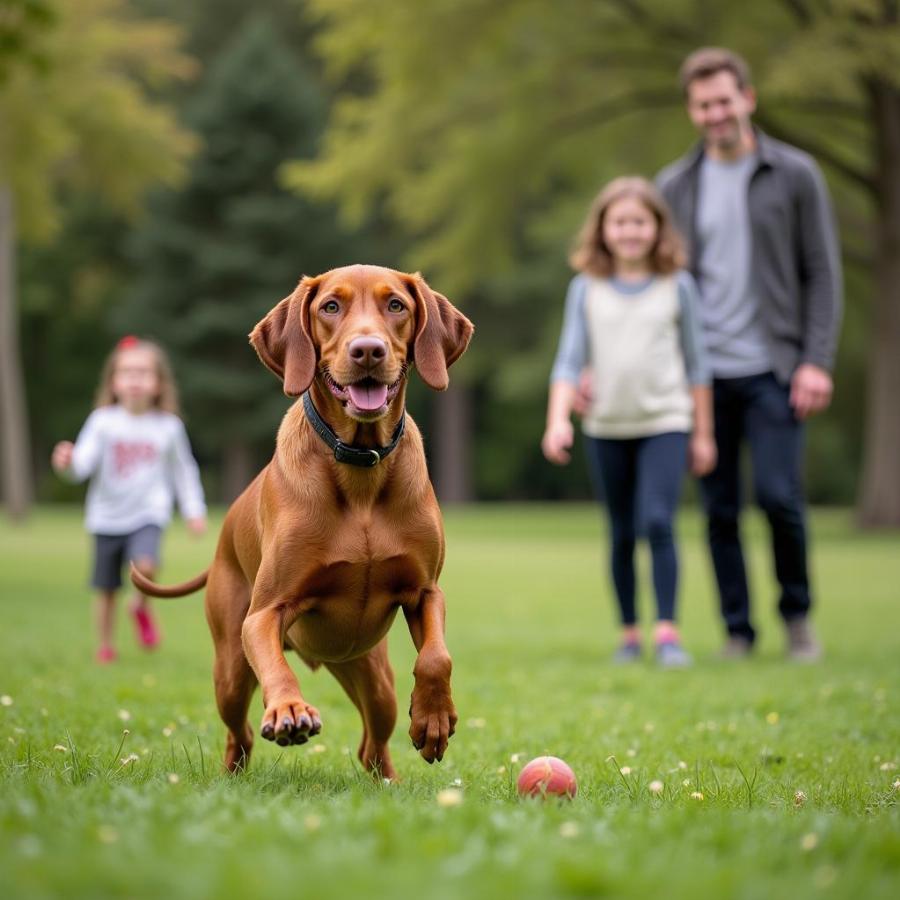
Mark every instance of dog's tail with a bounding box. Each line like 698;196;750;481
130;563;209;598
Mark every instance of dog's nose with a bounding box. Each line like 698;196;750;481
348;336;387;368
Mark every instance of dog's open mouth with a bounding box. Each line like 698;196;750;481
323;369;404;415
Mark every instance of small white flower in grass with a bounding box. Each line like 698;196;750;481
162;726;174;738
678;760;688;770
167;773;179;784
53;744;68;753
311;743;327;753
648;780;664;794
304;814;322;831
436;788;463;808
466;717;486;729
801;833;818;852
619;766;632;776
117;709;131;722
879;761;895;772
97;826;118;844
510;753;522;763
682;779;691;787
766;712;779;725
690;791;704;801
497;766;507;775
794;790;807;806
119;753;139;766
1;695;13;707
451;777;462;786
559;821;579;838
891;779;900;791
626;748;637;758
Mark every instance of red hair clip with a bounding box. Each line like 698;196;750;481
117;335;140;350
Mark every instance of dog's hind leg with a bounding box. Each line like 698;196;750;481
326;639;398;781
206;561;256;773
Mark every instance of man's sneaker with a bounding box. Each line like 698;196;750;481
786;618;822;662
720;635;753;659
612;642;642;664
656;640;692;668
131;604;160;649
96;646;117;664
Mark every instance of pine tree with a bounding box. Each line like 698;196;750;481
123;14;367;499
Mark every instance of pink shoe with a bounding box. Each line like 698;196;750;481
131;605;160;649
96;646;117;664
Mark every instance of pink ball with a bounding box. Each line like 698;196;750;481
516;755;578;799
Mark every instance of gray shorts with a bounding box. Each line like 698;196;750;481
91;524;162;590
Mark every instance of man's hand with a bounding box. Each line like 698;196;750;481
541;420;574;465
790;364;833;420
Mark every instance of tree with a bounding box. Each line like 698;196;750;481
120;15;373;501
0;0;195;519
291;0;900;521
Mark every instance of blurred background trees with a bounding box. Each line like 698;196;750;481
2;0;898;524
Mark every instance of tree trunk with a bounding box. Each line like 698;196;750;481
221;439;254;504
857;80;900;527
0;184;32;521
431;382;473;504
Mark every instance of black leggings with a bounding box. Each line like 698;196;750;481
585;432;689;625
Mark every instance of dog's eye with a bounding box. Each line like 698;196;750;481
387;298;405;313
322;300;340;315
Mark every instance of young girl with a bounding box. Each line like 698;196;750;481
52;337;207;663
542;177;716;667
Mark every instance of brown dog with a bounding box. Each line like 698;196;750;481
132;264;473;779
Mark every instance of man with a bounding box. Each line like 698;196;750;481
657;47;842;660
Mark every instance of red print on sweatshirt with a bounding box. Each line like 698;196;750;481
113;441;158;477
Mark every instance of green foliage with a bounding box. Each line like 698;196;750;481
1;506;899;897
284;0;898;502
117;15;372;472
0;0;56;83
0;0;196;238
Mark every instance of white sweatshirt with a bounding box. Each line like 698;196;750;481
62;405;207;535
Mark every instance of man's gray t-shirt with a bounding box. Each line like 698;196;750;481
696;154;771;377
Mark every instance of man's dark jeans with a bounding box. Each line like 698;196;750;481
701;372;811;643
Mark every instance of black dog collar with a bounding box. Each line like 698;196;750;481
303;391;405;468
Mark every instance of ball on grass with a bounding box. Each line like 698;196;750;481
516;755;577;799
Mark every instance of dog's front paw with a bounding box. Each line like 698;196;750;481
260;699;322;747
409;690;457;763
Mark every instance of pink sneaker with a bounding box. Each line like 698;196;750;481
96;646;117;664
131;605;160;649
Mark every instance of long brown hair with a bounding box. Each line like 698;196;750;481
94;336;181;414
569;176;686;278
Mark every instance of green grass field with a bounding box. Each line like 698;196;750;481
1;505;898;899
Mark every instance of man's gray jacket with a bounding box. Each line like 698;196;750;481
657;131;842;383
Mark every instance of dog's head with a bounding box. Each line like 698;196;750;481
250;265;473;422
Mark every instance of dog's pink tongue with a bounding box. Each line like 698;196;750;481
348;381;388;411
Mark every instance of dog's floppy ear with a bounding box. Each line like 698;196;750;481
249;276;320;397
405;273;474;391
